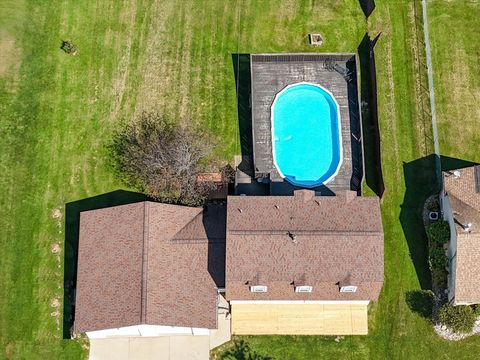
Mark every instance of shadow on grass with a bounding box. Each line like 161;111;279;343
400;155;438;290
63;190;149;338
359;0;376;18
358;33;384;197
405;290;434;319
220;340;273;360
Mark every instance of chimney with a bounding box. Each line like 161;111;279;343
294;189;315;202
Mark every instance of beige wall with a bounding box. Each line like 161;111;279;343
231;302;368;335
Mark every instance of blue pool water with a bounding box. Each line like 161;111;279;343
271;82;342;187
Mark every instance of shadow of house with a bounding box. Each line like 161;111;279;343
439;156;478;173
358;32;385;198
232;53;254;177
203;204;227;289
359;0;376;18
63;190;149;338
400;155;438;290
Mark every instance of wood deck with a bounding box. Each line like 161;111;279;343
231;303;368;335
250;53;363;194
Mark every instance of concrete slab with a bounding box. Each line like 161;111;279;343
88;335;210;360
89;338;130;360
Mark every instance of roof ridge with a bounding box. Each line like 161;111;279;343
140;201;150;324
228;230;383;236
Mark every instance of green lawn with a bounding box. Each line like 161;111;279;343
0;0;479;359
428;0;480;162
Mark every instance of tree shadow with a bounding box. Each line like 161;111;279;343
63;190;149;338
359;0;376;18
405;290;434;319
220;340;273;360
358;32;384;198
232;54;254;177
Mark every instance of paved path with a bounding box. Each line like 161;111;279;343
421;0;442;184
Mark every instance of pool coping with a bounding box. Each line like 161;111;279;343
270;81;343;188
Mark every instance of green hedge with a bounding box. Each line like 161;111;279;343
438;304;476;333
429;247;448;269
426;220;450;245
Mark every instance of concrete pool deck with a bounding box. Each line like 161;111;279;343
249;53;363;195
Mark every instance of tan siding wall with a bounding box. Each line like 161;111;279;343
231;303;368;335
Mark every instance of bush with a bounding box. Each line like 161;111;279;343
109;112;212;205
405;290;434;319
438;304;476;333
429;246;447;270
431;267;447;288
60;40;77;55
474;305;480;317
426;220;450;245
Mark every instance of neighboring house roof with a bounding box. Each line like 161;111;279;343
225;190;384;301
443;166;480;303
74;202;226;333
443;166;480;233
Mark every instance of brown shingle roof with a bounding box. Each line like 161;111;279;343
226;191;384;301
443;166;480;303
443;166;480;233
455;233;480;304
74;202;226;333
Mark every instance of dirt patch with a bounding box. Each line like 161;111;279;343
4;342;15;360
51;208;62;219
51;243;61;254
0;30;21;77
50;298;60;308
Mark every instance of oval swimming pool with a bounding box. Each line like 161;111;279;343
271;82;342;188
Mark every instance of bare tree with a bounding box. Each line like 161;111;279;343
109;112;211;205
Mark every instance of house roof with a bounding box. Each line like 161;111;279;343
443;166;480;303
225;190;384;301
443;166;480;233
74;202;226;333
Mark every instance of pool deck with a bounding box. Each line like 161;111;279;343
249;53;363;195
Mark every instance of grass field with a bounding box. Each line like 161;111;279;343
428;0;480;162
0;0;479;359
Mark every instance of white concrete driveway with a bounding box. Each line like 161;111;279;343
88;295;231;360
89;335;210;360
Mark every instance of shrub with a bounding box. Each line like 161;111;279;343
426;220;450;245
429;246;447;270
432;267;447;288
60;40;77;55
405;290;434;319
426;198;440;212
474;305;480;317
109;112;212;205
438;304;476;333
